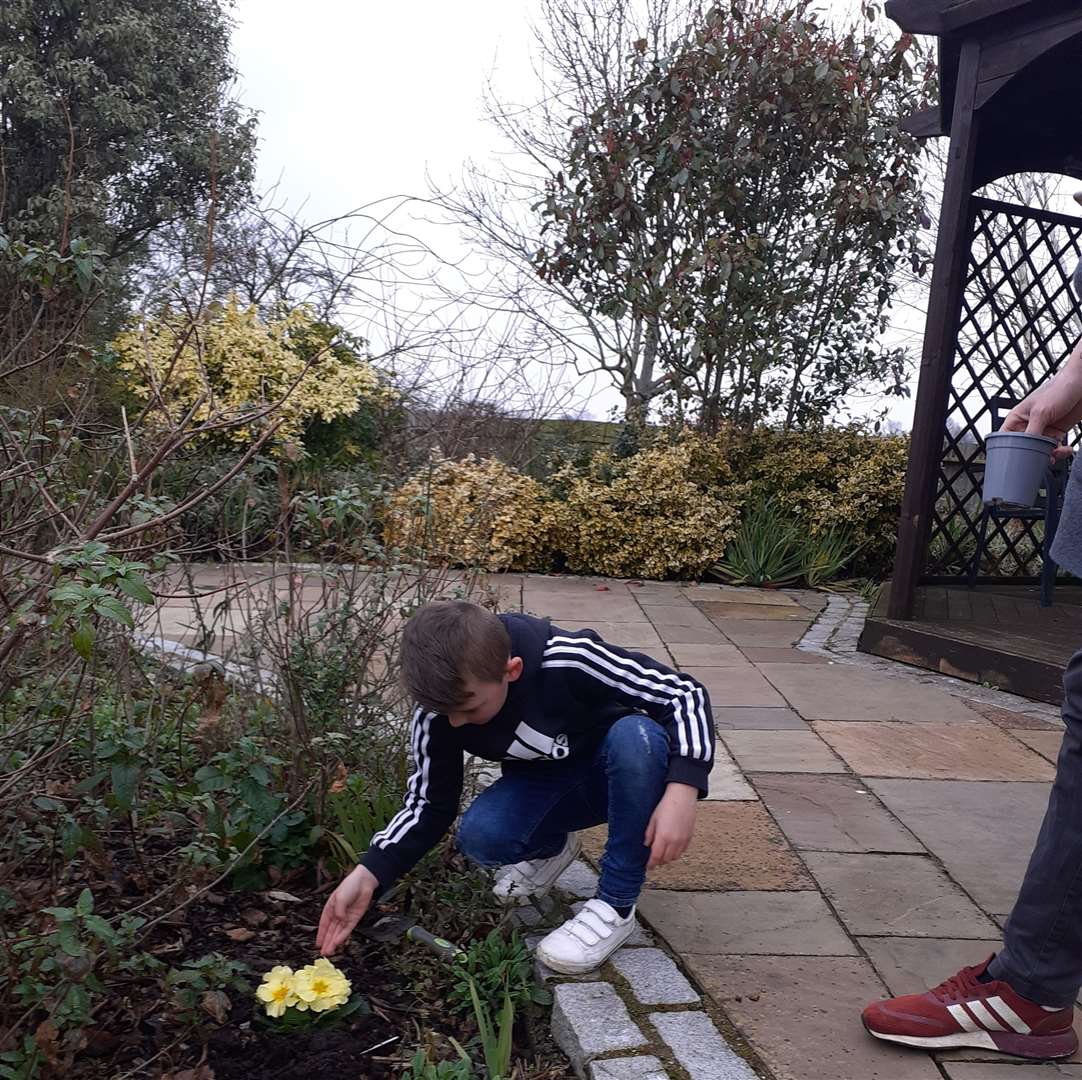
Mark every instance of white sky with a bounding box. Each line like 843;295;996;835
228;0;925;429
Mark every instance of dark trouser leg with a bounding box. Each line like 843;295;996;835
990;647;1082;1007
456;754;605;869
456;714;669;910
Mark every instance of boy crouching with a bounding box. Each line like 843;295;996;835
316;599;713;973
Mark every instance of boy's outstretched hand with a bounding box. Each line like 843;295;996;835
644;782;698;870
316;864;379;956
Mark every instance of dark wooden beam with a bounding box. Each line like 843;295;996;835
900;105;947;137
886;0;1042;34
889;40;983;621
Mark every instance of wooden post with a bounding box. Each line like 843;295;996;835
888;40;982;620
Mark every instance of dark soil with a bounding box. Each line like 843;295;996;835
14;852;569;1080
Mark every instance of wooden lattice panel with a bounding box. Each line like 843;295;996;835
925;196;1082;578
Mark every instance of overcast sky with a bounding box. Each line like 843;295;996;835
228;0;915;427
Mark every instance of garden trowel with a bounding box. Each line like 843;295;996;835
359;913;465;963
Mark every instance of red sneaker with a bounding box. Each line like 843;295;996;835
862;957;1078;1059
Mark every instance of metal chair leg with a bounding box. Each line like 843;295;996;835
968;508;990;589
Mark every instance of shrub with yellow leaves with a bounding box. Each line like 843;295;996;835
722;425;909;575
382;454;560;572
112;295;391;451
554;434;743;579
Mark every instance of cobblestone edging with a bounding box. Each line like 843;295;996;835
522;863;763;1080
796;591;1061;724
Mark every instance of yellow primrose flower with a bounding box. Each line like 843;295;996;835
256;965;298;1018
292;957;351;1013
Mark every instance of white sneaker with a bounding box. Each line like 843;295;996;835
492;834;582;905
535;898;636;974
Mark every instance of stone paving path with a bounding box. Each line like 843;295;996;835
147;567;1081;1080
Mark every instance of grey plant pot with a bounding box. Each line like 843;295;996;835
982;430;1059;508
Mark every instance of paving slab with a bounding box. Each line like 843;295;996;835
528;596;646;623
555;859;600;899
740;647;831;664
666;642;748;666
639;603;719;627
942;1064;1082;1078
705;745;758;800
1010;727;1064;763
713;706;809;731
784;589;829;613
648;1011;758;1079
758;663;986;723
866;778;1052;917
722;730;846;773
802;852;1001;938
694;601;809;621
637;890;856;955
686;953;944;1080
858;936;1003;996
813;721;1056;781
963;699;1062;731
710;619;809;647
610;948;700;1005
583;803;811;890
551;982;648;1075
589;1058;671;1080
681;585;799;606
653;622;730;645
680;665;788;708
753;773;925;853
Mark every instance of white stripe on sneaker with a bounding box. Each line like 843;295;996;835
987;995;1032;1034
965;1000;1007;1031
948;1004;980;1033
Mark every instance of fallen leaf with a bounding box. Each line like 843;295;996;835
241;908;269;927
165;1068;216;1080
594;584;610;591
201;989;231;1024
223;927;255;942
266;889;302;903
33;1020;61;1064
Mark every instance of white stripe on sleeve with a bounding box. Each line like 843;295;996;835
542;636;711;763
371;709;434;847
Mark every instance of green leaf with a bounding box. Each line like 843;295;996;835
72;620;95;659
83;915;115;944
76;888;94;916
42;907;76;923
111;763;139;812
32;796;67;812
116;574;154;605
94;596;134;627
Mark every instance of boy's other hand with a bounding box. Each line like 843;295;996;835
644;783;698;870
316;864;379;956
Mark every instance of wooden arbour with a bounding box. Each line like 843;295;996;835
885;0;1082;619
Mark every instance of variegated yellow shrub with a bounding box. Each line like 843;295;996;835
383;454;559;572
554;434;743;579
112;296;390;450
722;425;909;574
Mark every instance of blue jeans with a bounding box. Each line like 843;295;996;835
456;714;670;909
